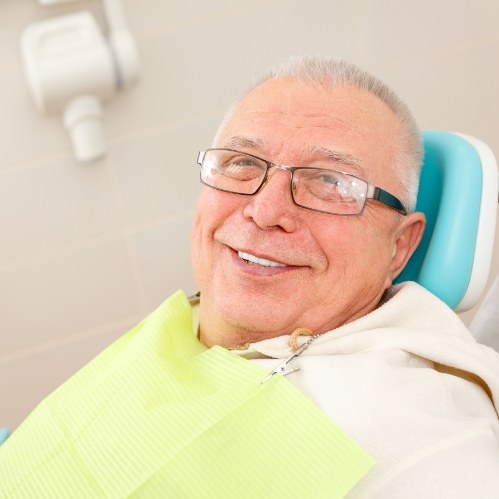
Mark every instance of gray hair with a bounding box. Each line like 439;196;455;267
214;55;422;212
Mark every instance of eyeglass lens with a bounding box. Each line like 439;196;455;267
200;149;369;215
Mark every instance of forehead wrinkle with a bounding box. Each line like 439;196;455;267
223;136;269;151
223;135;366;177
242;110;346;125
305;146;366;175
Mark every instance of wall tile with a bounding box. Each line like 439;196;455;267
129;213;197;312
0;157;121;263
122;0;260;36
104;0;357;140
108;114;218;226
0;317;139;430
0;238;141;354
373;42;499;152
417;45;499;137
0;68;72;169
355;0;499;65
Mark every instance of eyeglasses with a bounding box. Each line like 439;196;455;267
197;148;407;216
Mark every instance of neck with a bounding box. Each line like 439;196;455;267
197;287;388;349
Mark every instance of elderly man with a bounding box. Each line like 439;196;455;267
1;56;499;498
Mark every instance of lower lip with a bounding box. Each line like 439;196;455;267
230;248;295;276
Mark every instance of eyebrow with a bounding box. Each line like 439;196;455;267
306;146;365;175
223;136;365;175
224;136;267;150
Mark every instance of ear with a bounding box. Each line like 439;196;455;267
388;212;426;283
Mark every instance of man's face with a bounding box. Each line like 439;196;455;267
192;78;421;347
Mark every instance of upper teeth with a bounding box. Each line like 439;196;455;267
238;251;287;267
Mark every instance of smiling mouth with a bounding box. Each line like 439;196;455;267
237;251;287;268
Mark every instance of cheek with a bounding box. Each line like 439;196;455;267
191;189;242;272
317;217;391;278
350;224;395;280
190;210;203;288
193;190;225;241
191;190;218;283
197;188;242;225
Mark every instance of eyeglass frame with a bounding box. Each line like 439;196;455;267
197;148;408;216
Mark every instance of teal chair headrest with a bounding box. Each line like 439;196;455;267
0;428;10;446
396;131;497;311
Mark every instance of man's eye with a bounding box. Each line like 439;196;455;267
228;156;260;168
302;171;359;202
317;173;341;185
217;156;263;180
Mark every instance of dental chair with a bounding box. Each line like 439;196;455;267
0;131;497;448
0;428;10;446
396;130;498;312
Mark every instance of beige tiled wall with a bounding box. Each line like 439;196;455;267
1;0;498;429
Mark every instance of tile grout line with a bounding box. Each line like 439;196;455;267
375;32;499;71
0;209;195;273
103;154;150;315
0;107;225;176
130;0;289;44
0;314;141;366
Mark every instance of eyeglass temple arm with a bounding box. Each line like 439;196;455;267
371;187;408;215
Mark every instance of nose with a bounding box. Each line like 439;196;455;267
242;167;298;232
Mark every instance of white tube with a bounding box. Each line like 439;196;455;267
63;96;106;162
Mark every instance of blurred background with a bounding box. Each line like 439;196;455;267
1;0;498;429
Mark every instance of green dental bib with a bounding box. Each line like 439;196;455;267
0;291;373;498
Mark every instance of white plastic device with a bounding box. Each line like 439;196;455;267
454;133;498;311
20;0;139;162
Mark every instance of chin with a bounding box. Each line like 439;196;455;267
216;295;289;338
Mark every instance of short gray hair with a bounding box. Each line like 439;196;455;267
214;55;422;212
